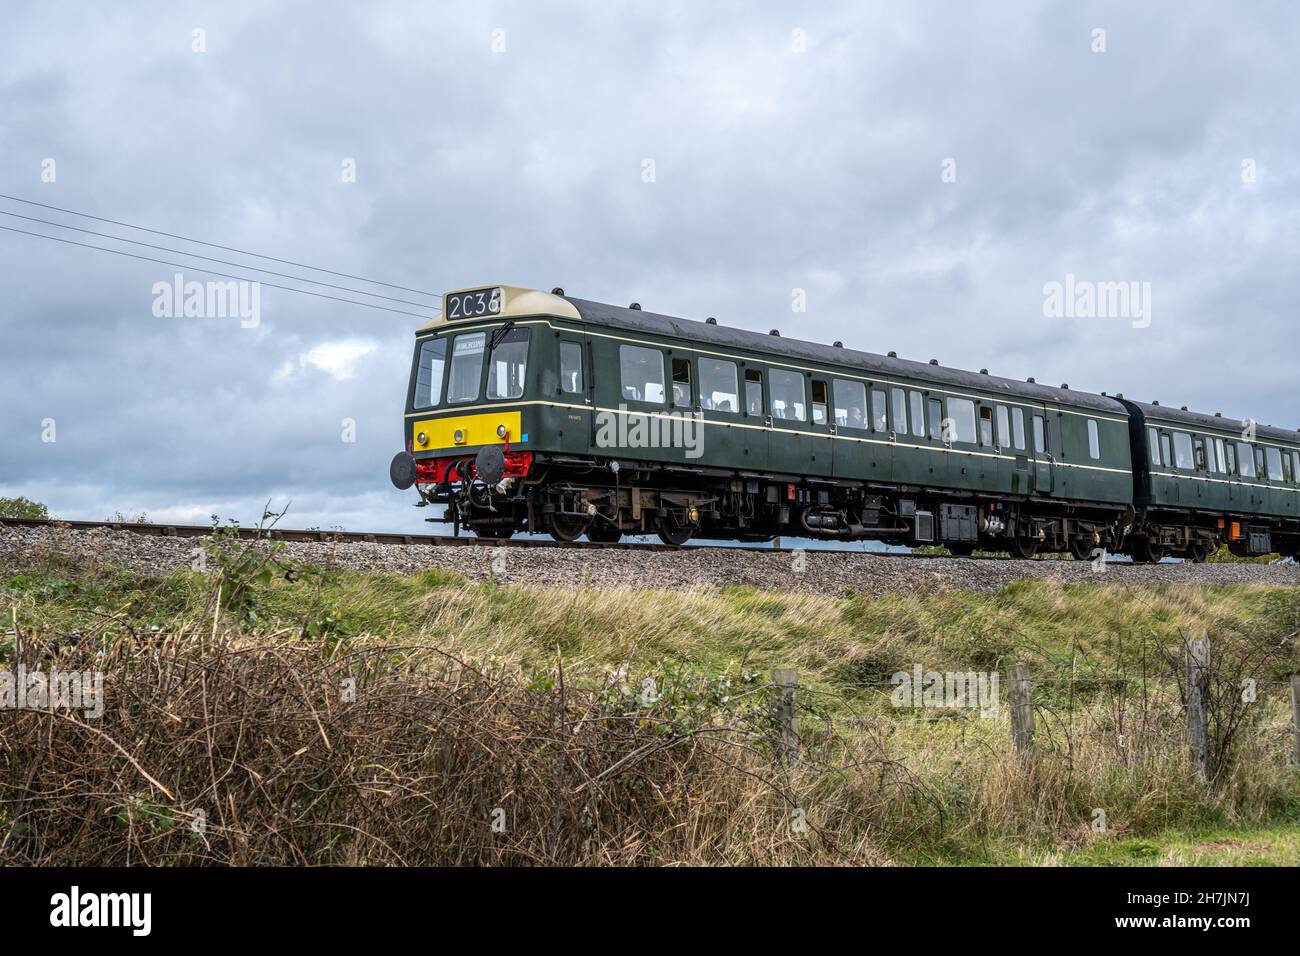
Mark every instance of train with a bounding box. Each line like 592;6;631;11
389;284;1300;562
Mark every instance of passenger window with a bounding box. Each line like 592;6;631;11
996;406;1010;449
871;389;888;432
1266;446;1283;481
486;328;530;400
891;387;907;434
949;398;977;444
909;391;925;438
700;359;738;412
928;398;943;440
1284;452;1294;483
978;407;994;447
1147;427;1160;466
1237;442;1256;478
414;337;447;409
1225;441;1236;475
811;381;829;426
744;369;763;416
1215;439;1229;475
448;331;486;404
1172;432;1194;470
1293;451;1300;483
619;345;665;403
1255;447;1267;478
768;368;805;421
1012;408;1026;451
1193;437;1206;471
1033;415;1046;455
1088;419;1101;460
671;357;692;409
1160;434;1172;468
833;379;868;429
559;341;584;394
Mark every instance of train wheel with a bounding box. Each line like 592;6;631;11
546;512;590;543
585;525;622;544
1006;537;1039;560
1130;536;1165;564
1187;542;1211;564
1068;537;1094;561
656;513;694;547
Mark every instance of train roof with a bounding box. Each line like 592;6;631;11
1120;399;1300;445
562;295;1127;414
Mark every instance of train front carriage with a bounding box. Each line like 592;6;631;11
390;283;1141;555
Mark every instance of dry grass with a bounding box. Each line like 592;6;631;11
2;538;1298;865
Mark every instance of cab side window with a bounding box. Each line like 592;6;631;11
559;341;584;394
1147;427;1160;466
1088;419;1101;460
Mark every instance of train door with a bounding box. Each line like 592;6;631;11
829;376;871;481
737;362;768;471
765;365;812;476
806;377;834;477
696;355;745;473
1030;407;1055;495
550;328;591;456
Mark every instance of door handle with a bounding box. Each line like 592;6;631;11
764;416;773;427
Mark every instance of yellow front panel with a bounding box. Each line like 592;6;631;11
411;411;522;451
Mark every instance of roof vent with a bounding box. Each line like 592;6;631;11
551;287;564;295
1181;405;1189;411
979;369;989;375
705;317;717;325
1116;393;1124;399
887;350;897;358
1152;400;1160;406
1061;384;1069;390
1027;377;1036;384
929;359;939;366
1215;412;1223;417
769;329;780;336
832;340;843;348
629;302;641;311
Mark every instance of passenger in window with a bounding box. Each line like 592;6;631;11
718;398;733;412
673;383;687;406
848;406;865;429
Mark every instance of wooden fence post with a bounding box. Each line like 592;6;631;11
1008;662;1034;757
1290;675;1300;768
771;668;799;765
1186;635;1211;783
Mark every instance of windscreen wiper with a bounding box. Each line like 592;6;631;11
487;320;516;355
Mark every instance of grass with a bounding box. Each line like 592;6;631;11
3;539;1299;866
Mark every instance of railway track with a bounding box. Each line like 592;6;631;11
0;516;1154;563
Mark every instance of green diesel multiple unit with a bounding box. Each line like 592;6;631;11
389;284;1300;561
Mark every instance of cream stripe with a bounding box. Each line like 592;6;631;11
406;399;1133;477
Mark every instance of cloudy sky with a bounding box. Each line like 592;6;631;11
2;1;1297;534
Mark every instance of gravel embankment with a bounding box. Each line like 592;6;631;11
2;524;1298;598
